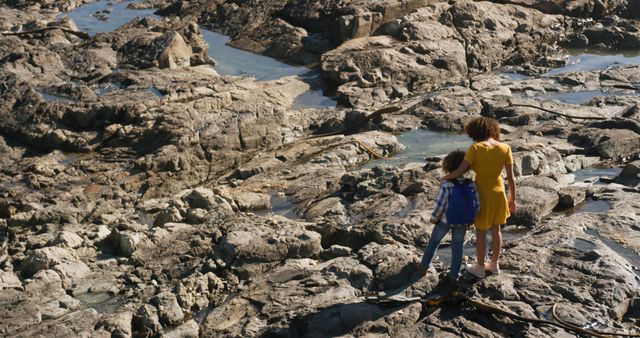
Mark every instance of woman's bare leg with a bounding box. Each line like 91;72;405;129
476;229;486;265
490;224;502;263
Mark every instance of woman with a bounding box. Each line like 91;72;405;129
442;117;517;278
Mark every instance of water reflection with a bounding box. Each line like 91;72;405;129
497;72;529;81
541;90;612;104
254;192;298;219
147;86;164;97
363;129;472;169
37;91;74;102
584;228;640;278
572;167;622;183
546;49;640;76
201;30;336;108
63;0;336;108
94;83;124;96
60;0;160;36
202;29;308;81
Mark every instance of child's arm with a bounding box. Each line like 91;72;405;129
430;184;448;223
443;145;474;181
441;160;471;181
470;182;481;216
505;164;517;212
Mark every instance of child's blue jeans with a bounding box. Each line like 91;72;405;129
420;220;466;279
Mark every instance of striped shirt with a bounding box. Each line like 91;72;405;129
432;178;481;224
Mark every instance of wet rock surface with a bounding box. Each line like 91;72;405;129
1;0;639;337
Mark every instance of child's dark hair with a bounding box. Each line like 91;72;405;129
442;150;466;173
464;117;500;142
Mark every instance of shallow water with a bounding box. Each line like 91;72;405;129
292;73;338;108
60;0;160;36
201;30;308;81
585;228;640;279
546;49;640;76
540;90;614;104
293;89;337;108
147;86;163;97
254;192;298;219
363;129;472;169
497;71;529;81
572;167;622;183
64;1;335;108
576;199;612;213
94;83;124;96
502;226;529;242
201;30;335;108
75;291;125;314
37;91;74;102
574;238;597;252
557;198;612;219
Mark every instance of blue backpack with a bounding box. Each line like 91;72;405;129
445;179;478;225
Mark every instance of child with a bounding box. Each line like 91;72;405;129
414;150;480;282
442;117;517;278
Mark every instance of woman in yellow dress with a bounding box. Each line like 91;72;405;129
442;117;517;278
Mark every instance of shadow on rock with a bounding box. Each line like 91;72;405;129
263;301;419;338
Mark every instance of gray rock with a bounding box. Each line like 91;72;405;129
134;304;163;337
52;260;90;288
358;243;417;290
40;300;71;320
557;187;587;210
304;197;347;222
7;211;35;228
20;247;78;277
49;231;83;248
110;230;144;257
185;208;207;224
164;319;199;338
302;301;422;337
216;226;322;265
96;225;112;240
568;128;640;159
24;269;63;293
0;271;21;290
117;20;210;70
320;245;353;260
153;207;183;227
182;188;220;210
349;192;410;222
510;177;559;226
57;294;81;310
233;191;271;211
96;312;133;338
514;147;564;176
617;160;640;185
318;257;373;290
151;291;184;326
156;32;192;69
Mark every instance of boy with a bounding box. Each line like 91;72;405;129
414;150;480;281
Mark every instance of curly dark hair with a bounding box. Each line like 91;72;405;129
442;150;466;174
464;117;500;142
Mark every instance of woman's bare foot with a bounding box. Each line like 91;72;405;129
484;261;500;275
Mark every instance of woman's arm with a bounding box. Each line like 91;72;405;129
505;164;517;212
441;160;471;181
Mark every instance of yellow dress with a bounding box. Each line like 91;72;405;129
464;141;513;230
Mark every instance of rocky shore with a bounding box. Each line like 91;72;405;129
1;0;639;337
